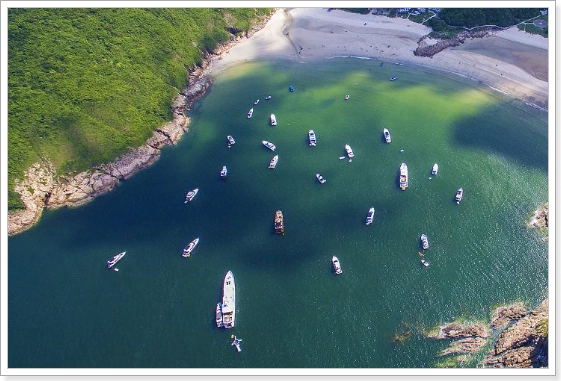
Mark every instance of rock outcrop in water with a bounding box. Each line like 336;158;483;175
527;202;548;242
427;299;548;368
7;14;273;237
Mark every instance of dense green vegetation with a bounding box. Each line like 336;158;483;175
8;8;273;210
438;8;541;28
400;8;546;39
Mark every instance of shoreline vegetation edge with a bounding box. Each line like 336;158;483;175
7;8;549;236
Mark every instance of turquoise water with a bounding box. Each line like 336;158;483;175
8;58;548;369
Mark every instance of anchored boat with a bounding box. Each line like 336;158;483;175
274;210;285;235
182;237;200;258
399;163;408;190
366;207;375;225
107;251;126;269
184;188;199;203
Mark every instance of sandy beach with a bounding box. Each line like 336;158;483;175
210;8;549;110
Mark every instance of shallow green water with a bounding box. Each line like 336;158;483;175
8;58;548;369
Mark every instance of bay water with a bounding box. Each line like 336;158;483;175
8;58;548;369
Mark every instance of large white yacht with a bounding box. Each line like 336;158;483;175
220;271;236;328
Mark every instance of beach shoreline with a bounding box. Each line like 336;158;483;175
8;7;549;236
209;8;548;110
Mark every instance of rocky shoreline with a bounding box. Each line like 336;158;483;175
7;14;272;237
527;202;548;241
427;299;548;368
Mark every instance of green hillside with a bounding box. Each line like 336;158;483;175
8;8;273;209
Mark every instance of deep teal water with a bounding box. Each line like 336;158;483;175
8;58;548;370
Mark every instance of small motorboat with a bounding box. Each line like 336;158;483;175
184;188;199;203
383;128;391;143
316;173;326;184
182;237;200;258
421;259;429;267
247;108;253;118
432;163;439;175
270;114;277;126
269;155;279;169
265;95;272;100
420;234;429;250
262;140;276;151
455;188;464;204
308;130;317;146
220;165;228;178
345;94;350;100
366;207;375;225
227;135;236;147
390;75;398;81
289;85;295;92
332;256;342;275
107;251;126;269
254;99;260;105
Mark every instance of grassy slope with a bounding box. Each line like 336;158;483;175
8;8;272;209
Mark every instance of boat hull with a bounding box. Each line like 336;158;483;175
221;271;236;328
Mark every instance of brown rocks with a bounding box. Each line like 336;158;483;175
427;299;548;368
490;302;526;330
483;299;548;368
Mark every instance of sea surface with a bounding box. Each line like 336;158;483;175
7;58;548;370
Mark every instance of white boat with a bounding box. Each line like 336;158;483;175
455;188;464;204
262;140;276;151
269;155;278;169
231;336;243;352
308;130;317;146
221;271;236;328
265;95;272;100
316;173;326;184
274;210;285;235
227;135;236;146
270;114;277;126
432;163;439;175
107;251;126;269
254;99;260;105
182;237;200;258
247;108;253;118
399;163;408;190
345;144;354;158
390;75;398;81
215;303;223;327
366;207;375;225
184;188;199;203
220;165;228;178
421;259;430;267
332;256;342;275
383;128;391;143
420;234;429;250
345;94;350;100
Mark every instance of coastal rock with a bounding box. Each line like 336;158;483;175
414;28;496;57
484;299;548;368
8;161;56;236
427;299;548;368
429;322;489;340
527;203;548;241
439;337;488;356
490;302;527;330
